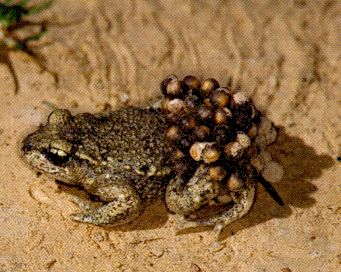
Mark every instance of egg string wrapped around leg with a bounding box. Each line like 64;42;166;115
160;74;284;236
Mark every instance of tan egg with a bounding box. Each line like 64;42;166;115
210;88;230;107
226;174;244;191
184;94;200;111
161;98;185;115
224;142;244;158
250;154;264;172
166;126;182;141
232;92;249;105
180;116;197;131
174;149;185;160
160;74;183;97
203;98;212;107
183;75;200;90
244;145;257;159
208;166;227;181
200;78;220;97
189;142;208;161
194;125;210;141
236;132;251;148
196;105;213;121
202;144;221;164
160;98;171;112
247;124;258;138
168;99;186;115
262;161;284;183
213;108;232;125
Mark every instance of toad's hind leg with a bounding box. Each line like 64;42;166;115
180;181;256;241
165;164;220;216
70;180;144;226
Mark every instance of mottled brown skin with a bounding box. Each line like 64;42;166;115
22;107;255;237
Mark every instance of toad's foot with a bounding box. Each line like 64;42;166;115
176;181;256;241
69;195;98;212
70;181;144;226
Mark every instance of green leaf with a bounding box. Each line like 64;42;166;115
3;5;28;26
27;0;53;15
14;40;26;50
4;0;14;5
19;0;30;7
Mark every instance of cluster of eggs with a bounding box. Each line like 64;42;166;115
161;74;263;192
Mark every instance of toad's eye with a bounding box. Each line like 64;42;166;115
46;140;73;165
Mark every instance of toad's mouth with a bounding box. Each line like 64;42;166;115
23;150;82;186
23;150;64;175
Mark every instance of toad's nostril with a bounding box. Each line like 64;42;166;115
22;140;34;153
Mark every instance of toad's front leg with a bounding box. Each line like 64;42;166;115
70;177;144;226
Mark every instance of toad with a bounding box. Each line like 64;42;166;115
22;75;283;239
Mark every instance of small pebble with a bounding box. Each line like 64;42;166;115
150;248;164;257
190;263;202;272
210;241;226;252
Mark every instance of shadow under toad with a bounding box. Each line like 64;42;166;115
176;126;335;240
56;127;335;234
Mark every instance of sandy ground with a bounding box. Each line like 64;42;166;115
0;0;340;271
